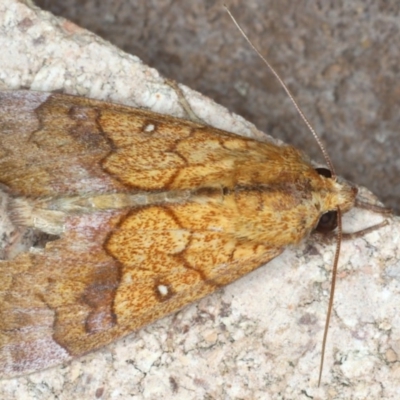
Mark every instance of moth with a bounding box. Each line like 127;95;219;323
0;89;374;379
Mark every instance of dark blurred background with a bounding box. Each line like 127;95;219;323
35;0;400;214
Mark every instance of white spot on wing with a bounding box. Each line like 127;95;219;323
144;124;155;132
157;284;169;297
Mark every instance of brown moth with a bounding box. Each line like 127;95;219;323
0;89;360;378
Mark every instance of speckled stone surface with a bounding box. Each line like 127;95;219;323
0;1;399;399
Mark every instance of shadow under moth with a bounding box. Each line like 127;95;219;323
0;89;374;379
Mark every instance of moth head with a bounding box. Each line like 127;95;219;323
314;167;357;233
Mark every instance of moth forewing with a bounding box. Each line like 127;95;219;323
0;90;378;379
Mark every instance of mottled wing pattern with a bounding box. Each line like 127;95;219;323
0;92;288;378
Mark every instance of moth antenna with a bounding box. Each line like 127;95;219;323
223;5;336;178
224;5;342;385
318;207;342;386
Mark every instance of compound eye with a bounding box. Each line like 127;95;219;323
314;168;338;232
316;211;337;233
315;168;332;178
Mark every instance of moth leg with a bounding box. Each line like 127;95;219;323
316;205;390;241
164;79;206;124
341;219;389;240
340;199;392;239
355;198;392;214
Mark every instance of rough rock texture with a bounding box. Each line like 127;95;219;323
0;1;399;399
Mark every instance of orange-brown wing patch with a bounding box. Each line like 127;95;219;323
0;91;287;378
0;203;282;377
